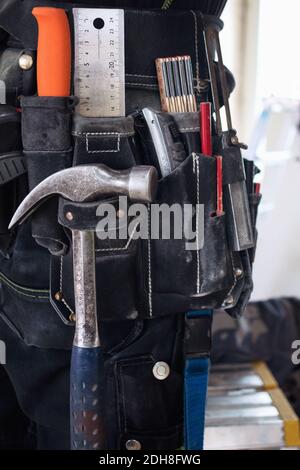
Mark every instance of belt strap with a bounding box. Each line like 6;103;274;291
184;310;213;450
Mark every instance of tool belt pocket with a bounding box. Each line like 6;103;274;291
141;151;234;318
21;95;75;255
50;114;142;323
115;354;182;450
72;114;139;169
51;196;142;323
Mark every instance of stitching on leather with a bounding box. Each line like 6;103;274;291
24;149;73;155
126;83;158;88
126;73;157;79
0;273;49;300
86;132;120;154
61;298;75;316
72;131;134;155
0;272;48;293
193;154;201;294
147;204;153;317
96;223;138;252
179;126;200;133
72;131;134;138
59;255;63;293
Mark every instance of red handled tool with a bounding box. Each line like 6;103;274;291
200;102;223;216
32;7;71;96
216;156;223;215
200;102;213;156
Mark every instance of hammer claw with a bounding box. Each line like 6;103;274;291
9;164;158;229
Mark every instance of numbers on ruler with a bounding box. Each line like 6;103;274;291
74;9;124;116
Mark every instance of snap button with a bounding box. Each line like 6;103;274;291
152;362;170;381
126;439;141;451
19;54;34;71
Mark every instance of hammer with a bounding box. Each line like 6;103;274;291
9;164;158;450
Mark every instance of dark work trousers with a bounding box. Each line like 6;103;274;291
0;225;185;450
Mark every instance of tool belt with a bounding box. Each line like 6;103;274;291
0;3;261;450
0;5;261;328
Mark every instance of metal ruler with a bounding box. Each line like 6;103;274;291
73;8;125;117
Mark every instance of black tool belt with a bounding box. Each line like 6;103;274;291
0;5;261;337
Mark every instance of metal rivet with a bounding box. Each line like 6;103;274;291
127;310;138;320
117;209;125;219
69;313;76;323
54;291;63;301
235;268;244;279
65;211;74;222
18;54;33;71
223;295;234;307
152;362;170;381
126;439;142;451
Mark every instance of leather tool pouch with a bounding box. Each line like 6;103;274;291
0;7;261;325
21;95;75;255
45;8;260;323
52;108;259;323
0;5;261;451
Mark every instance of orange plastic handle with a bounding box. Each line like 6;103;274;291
32;7;71;96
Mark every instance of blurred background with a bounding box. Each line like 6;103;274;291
206;1;300;449
221;0;300;301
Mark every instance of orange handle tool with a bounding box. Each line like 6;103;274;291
32;7;71;96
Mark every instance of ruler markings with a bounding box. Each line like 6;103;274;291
73;8;125;117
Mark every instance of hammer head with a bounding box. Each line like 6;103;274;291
9;164;158;229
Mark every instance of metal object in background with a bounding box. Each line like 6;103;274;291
9;164;158;450
205;363;300;450
73;8;125;117
204;26;254;252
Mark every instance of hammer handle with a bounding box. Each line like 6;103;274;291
70;346;106;450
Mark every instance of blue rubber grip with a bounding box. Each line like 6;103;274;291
70;346;106;450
